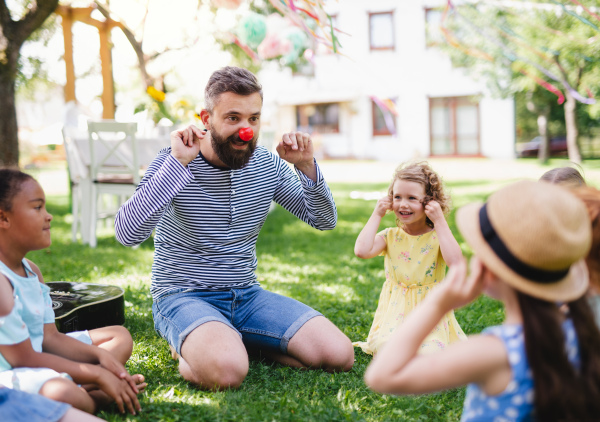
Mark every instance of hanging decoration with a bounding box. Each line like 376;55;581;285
371;95;397;136
237;12;268;49
211;0;244;9
549;0;600;31
567;0;600;23
216;0;343;68
441;0;595;105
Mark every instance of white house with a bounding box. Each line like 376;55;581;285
259;0;515;161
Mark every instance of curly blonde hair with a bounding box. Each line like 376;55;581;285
387;161;451;228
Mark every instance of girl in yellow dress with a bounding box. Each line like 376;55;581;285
353;162;466;355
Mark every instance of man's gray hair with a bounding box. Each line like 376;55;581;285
204;66;263;112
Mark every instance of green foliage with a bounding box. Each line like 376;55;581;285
16;13;60;98
433;2;600;150
30;180;499;421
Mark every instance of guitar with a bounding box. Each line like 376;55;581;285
47;281;125;334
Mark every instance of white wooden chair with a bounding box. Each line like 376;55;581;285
62;126;91;244
87;121;140;248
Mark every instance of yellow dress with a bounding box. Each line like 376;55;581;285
353;227;466;355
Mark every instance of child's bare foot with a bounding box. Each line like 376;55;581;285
88;389;114;411
133;374;147;393
169;345;179;360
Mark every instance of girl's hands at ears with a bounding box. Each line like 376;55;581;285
434;257;485;311
374;195;392;218
424;199;444;225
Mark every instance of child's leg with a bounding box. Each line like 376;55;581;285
38;377;95;414
59;408;105;422
88;325;133;364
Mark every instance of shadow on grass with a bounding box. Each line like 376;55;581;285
35;183;504;421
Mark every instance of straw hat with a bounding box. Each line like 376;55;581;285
456;180;591;302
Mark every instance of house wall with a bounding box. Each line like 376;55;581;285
259;0;515;160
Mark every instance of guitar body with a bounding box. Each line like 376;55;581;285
47;282;125;333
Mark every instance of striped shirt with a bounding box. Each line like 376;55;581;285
114;145;337;299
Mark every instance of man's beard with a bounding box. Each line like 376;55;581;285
210;129;257;169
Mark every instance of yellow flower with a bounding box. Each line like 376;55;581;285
147;86;166;102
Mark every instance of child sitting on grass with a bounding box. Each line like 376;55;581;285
365;180;600;421
0;168;145;415
353;161;466;355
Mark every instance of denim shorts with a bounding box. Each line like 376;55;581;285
152;284;321;356
0;387;70;422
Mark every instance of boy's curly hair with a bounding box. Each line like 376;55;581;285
387;161;451;228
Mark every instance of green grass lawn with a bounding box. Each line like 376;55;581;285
28;181;505;421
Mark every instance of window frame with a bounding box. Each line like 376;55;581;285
428;96;481;157
369;11;395;52
296;102;341;134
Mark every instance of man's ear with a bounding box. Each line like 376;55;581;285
0;209;10;228
200;109;211;130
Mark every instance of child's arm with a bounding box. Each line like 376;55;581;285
424;201;463;267
42;324;139;392
26;260;139;393
364;259;509;395
0;340;141;414
0;274;13;317
355;196;391;259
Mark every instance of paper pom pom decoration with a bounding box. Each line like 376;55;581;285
237;12;267;49
281;27;308;64
211;0;243;9
258;33;292;59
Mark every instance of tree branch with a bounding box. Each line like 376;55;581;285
94;0;152;87
15;0;60;46
0;1;12;29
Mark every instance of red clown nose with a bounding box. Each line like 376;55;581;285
238;127;253;142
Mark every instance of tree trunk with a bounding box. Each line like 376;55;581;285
0;0;60;167
537;112;550;164
0;55;19;167
564;90;582;163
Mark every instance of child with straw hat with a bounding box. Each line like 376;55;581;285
364;180;600;421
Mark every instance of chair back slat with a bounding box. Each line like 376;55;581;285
87;121;140;184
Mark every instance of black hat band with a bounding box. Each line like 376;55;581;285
479;203;569;283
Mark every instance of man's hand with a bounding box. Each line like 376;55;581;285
276;132;316;180
171;125;207;167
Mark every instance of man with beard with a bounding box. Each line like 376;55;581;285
114;66;354;389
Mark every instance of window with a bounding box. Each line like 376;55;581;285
429;96;480;156
369;12;395;51
372;97;398;136
296;103;340;134
425;8;444;47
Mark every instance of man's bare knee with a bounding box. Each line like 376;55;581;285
183;353;249;389
322;339;354;372
180;321;249;389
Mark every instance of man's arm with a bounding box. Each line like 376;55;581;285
115;125;205;246
114;151;193;246
272;132;336;230
272;156;337;231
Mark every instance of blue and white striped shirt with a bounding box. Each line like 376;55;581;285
114;146;337;299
